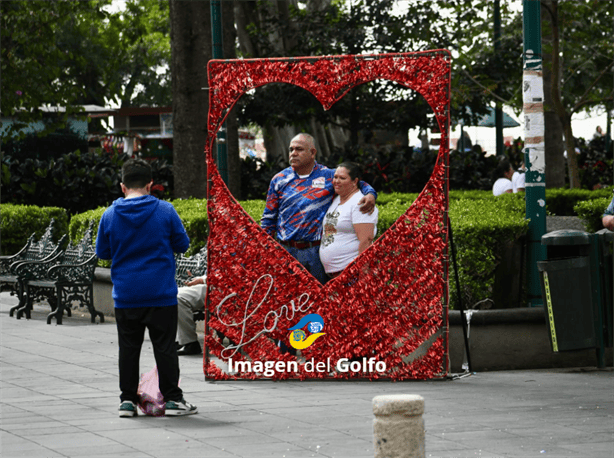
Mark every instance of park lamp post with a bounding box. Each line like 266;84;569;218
523;0;547;307
494;0;504;156
211;0;229;185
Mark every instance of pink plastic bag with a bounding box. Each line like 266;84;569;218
137;366;166;416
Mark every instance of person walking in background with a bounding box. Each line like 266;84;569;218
319;162;379;279
492;157;514;196
261;133;377;284
96;158;198;417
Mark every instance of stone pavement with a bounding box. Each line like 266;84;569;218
1;292;612;458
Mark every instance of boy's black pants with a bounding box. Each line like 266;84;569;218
115;305;183;404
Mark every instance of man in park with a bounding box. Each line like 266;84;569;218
175;275;206;356
96;158;198;416
261;133;377;284
603;192;614;231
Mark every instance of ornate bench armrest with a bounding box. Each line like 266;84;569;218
47;255;97;283
0;236;34;274
0;256;16;275
12;251;64;280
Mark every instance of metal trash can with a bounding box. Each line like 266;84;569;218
537;230;596;352
594;229;613;348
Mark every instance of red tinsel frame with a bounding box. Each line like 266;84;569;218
204;51;451;381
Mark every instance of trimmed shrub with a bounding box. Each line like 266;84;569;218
375;192;528;309
240;200;267;225
68;207;109;267
574;197;611;233
0;204;69;255
25;186;612;310
170;199;208;256
545;187;612;216
448;193;528;309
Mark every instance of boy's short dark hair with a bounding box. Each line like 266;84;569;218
122;158;152;189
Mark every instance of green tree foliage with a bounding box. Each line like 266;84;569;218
1;0;90;139
1;0;171;141
235;0;524;155
541;0;613;188
75;0;172;108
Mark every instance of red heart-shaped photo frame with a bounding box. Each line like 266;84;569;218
204;51;451;380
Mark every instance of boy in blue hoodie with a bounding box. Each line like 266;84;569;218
96;158;197;417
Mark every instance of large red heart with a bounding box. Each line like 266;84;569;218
204;51;451;380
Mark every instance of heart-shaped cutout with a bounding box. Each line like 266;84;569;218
204;51;451;380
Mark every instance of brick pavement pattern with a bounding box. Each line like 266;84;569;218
1;292;612;458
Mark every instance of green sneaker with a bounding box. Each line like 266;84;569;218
165;398;198;416
119;400;138;418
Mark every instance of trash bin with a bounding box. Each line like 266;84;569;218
537;230;597;352
595;229;613;348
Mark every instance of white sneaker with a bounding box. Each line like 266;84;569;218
165;398;198;416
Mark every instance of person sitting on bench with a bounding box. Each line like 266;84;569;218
176;275;206;356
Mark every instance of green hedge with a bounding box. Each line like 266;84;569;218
375;192;528;308
574;197;611;233
68;200;210;265
170;199;208;256
0;204;69;255
448;193;528;308
545;187;613;216
4;187;610;309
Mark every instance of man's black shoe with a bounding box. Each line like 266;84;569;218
177;341;202;356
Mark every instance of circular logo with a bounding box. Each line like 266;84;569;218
292;330;306;342
287;313;326;349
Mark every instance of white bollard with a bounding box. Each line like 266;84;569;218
372;394;425;458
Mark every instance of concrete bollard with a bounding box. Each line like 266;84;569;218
372;394;425;458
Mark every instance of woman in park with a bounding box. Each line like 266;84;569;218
319;162;379;279
492;157;514;196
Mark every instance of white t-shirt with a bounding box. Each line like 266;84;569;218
493;178;513;196
512;171;525;193
319;192;378;274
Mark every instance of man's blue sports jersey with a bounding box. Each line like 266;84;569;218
261;162;376;242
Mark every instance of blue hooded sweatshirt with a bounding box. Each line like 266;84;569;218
96;195;190;309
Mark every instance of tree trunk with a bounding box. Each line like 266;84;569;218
223;0;241;199
547;0;580;188
234;0;347;167
541;1;566;188
169;0;211;199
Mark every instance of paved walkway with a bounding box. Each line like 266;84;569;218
1;292;612;458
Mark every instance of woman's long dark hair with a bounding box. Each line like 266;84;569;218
337;161;362;181
494;157;512;180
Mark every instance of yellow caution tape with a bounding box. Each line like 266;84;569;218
543;272;558;352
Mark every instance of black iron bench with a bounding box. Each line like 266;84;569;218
16;220;103;324
175;247;207;287
1;219;67;318
175;247;207;321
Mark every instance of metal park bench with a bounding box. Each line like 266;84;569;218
175;247;207;287
16;220;103;324
0;219;67;318
175;247;207;321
